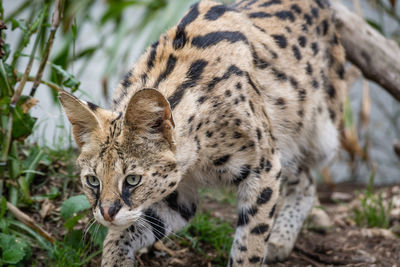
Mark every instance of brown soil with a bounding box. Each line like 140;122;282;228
137;183;400;267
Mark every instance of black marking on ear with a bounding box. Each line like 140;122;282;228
153;54;178;88
204;4;236;21
259;0;281;8
147;41;159;70
192;31;248;49
84;101;99;113
257;187;273;205
249;12;272;18
173;3;199;50
169;60;208;109
164;191;197;220
143;209;166;241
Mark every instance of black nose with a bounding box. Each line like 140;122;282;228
100;200;122;222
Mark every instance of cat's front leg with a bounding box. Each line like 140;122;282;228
101;186;198;267
229;153;282;266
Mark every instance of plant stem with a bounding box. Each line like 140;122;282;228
30;0;65;97
10;3;49;106
0;59;11;95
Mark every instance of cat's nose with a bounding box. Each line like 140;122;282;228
100;200;122;222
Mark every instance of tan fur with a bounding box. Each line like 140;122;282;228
60;0;346;265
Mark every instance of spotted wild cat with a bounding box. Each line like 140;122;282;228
59;0;346;265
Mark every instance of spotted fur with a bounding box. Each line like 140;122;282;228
59;0;346;266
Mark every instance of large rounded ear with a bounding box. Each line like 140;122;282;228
59;91;103;149
124;89;176;151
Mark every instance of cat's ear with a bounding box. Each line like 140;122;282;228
59;91;104;149
124;89;176;151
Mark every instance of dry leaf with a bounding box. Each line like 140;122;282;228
21;97;39;113
41;198;55;219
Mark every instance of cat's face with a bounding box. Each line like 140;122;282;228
59;89;179;230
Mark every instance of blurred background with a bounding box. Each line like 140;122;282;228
0;0;399;266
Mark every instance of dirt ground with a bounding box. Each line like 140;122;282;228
137;183;400;267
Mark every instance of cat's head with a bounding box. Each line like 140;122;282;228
59;89;180;230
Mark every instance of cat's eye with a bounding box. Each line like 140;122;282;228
86;175;100;187
125;175;142;187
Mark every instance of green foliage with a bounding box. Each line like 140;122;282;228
178;213;234;265
352;172;393;229
61;195;91;220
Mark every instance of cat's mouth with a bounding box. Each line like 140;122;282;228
93;206;142;230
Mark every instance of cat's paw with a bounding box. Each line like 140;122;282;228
264;236;294;263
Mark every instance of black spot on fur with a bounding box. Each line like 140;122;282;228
337;64;345;79
251;45;269;69
292;45;302;60
169;60;208;109
321;19;329;35
275;10;295;22
259;0;281;7
265;160;272;172
306;62;313;75
312;79;319;89
289;76;298;89
269;204;276;218
272;34;287;48
173;3;199;50
205;4;236;21
276;170;281;179
192;31;248;48
271;68;287;81
233;165;251;185
257;187;273;205
298;35;307;47
304;13;312;25
311;42;319;55
311;7;319;18
250;224;269;235
237;206;258;226
197;96;207;104
147;41;159;70
326;84;336;98
207;65;244;91
213;155;231;166
249;256;261;263
163;191;197;221
246;73;261;95
256;128;262;140
291;4;302;14
121;70;132;88
249;11;272;18
154;54;177;88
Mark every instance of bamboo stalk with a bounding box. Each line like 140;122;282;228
10;3;49;106
30;0;65;97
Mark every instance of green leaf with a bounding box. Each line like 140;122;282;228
10;18;28;31
2;247;25;264
366;19;384;34
61;195;91;219
89;224;108;248
64;213;85;231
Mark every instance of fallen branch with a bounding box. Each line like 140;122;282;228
331;0;400;101
7;201;55;244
